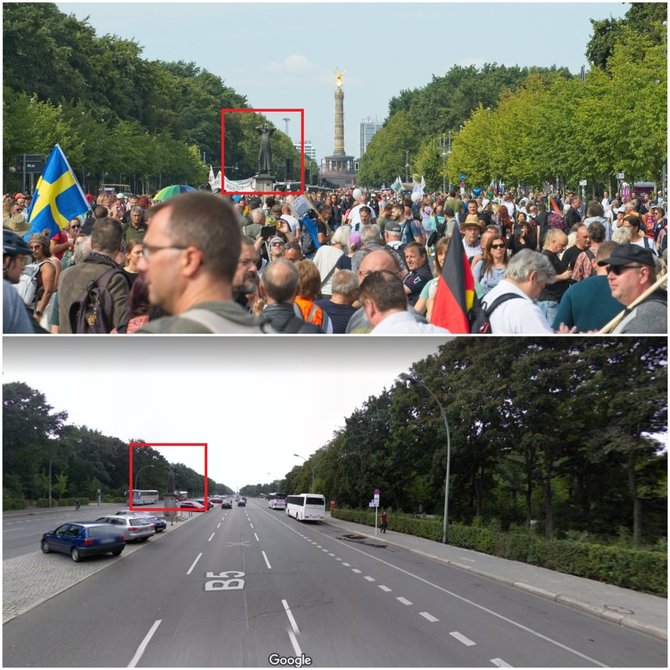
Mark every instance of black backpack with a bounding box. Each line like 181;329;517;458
69;266;125;333
469;293;523;334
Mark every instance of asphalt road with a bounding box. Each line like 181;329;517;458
3;499;666;667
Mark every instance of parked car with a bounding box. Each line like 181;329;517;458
115;510;167;532
179;500;205;510
221;498;233;509
94;515;155;542
209;497;223;504
41;522;126;562
194;498;214;509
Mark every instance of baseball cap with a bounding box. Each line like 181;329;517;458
385;221;402;234
116;193;125;199
269;236;284;246
597;244;655;268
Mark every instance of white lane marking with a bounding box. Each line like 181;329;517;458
342;562;351;567
420;611;439;623
335;557;342;561
3;528;23;532
364;576;375;582
282;599;300;634
217;523;221;528
262;550;272;570
352;568;362;574
328;552;335;556
397;597;413;606
254;533;260;542
490;659;512;667
310;528;607;668
288;629;302;656
321;548;328;552
450;631;476;646
128;619;162;667
207;532;215;542
249;523;254;529
186;553;202;575
379;585;392;592
221;516;226;521
316;545;322;548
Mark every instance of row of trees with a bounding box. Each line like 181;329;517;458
2;3;316;194
357;3;667;194
272;339;667;547
3;383;230;503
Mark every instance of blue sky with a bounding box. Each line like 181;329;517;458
57;2;629;168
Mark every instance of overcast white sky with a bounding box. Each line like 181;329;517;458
56;1;629;169
3;337;449;490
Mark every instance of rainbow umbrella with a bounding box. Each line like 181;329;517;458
153;184;196;202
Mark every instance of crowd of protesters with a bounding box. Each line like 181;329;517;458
3;183;667;334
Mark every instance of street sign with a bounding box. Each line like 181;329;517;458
15;154;46;173
579;179;587;186
459;173;466;181
616;172;625;180
373;489;380;496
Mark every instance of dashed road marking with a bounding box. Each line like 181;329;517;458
379;585;392;592
420;611;439;623
364;576;375;582
288;629;302;656
186;552;202;575
207;533;215;542
397;597;413;606
490;659;512;667
254;533;260;542
450;631;476;647
128;619;162;667
342;562;351;567
262;551;272;570
282;599;300;634
352;568;362;574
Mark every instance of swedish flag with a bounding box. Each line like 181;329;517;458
24;144;90;240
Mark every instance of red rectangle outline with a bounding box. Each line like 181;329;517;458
220;108;305;197
128;442;208;513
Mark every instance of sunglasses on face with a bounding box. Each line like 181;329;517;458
491;243;506;249
606;264;643;276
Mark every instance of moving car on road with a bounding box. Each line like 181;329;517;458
94;515;155;542
237;497;246;507
41;522;126;562
221;498;233;509
179;500;205;510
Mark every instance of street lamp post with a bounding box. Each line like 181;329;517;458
405;150;410;183
293;453;315;491
134;464;153;491
440;134;447;194
399;373;451;544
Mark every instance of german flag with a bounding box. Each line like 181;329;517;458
430;223;475;333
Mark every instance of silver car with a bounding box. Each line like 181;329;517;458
94;515;155;542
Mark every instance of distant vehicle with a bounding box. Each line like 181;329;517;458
286;494;326;522
126;489;159;505
221;498;233;509
99;183;131;196
209;497;223;504
179;500;205;510
267;492;287;510
94;516;155;542
176;491;188;501
194;498;214;510
115;510;166;532
237;498;246;507
41;522;126;562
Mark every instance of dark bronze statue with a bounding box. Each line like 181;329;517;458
257;123;275;174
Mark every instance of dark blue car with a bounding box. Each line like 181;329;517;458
41;522;126;562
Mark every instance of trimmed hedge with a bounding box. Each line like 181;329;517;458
34;498;90;508
331;509;667;596
3;498;26;510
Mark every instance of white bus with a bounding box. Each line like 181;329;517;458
128;489;159;505
285;494;326;522
267;492;287;510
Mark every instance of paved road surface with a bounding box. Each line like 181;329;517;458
3;499;666;667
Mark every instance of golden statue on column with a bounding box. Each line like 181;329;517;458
334;69;345;88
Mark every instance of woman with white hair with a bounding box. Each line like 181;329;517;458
312;224;351;298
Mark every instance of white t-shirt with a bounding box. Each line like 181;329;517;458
280;214;300;234
347;203;376;229
371;310;450;334
482;279;553;334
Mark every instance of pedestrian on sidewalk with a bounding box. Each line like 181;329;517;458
380;511;388;533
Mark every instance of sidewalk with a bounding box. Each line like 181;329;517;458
322;513;667;641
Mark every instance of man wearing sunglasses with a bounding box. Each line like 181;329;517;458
597;244;666;334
